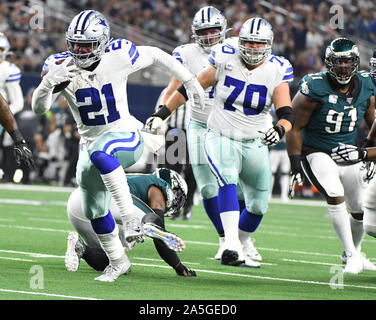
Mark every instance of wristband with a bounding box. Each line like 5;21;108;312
9;129;25;144
153;105;172;120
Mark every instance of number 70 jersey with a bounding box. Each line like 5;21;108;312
207;38;293;140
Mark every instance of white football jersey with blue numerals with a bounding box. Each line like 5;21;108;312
0;61;21;108
207;37;293;140
172;43;214;123
42;39;154;144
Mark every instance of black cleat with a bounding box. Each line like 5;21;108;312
176;264;197;277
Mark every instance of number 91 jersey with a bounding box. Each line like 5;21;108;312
299;71;375;153
42;38;145;145
207;37;293;140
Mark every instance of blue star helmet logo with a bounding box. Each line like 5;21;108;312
97;18;107;27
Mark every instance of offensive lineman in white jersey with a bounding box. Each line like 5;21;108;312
153;7;261;266
32;10;205;282
146;17;294;266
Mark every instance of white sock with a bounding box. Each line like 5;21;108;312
349;215;364;252
280;174;289;200
238;229;252;245
220;211;240;246
101;166;133;222
327;202;356;254
96;224;126;266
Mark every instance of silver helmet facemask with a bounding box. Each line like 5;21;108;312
191;6;227;52
238;18;273;66
325;38;360;85
66;10;110;68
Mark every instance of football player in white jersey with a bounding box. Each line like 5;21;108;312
152;7;261;266
146;18;294;266
0;33;23;120
32;10;205;282
0;33;26;178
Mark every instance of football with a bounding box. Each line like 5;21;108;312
41;58;73;93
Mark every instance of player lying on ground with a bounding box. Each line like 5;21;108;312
65;168;196;279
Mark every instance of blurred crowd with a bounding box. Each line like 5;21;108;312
0;0;375;188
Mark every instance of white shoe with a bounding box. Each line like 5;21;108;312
241;256;261;268
94;257;132;282
123;217;145;244
143;222;185;252
361;253;376;271
341;251;376;271
220;240;245;266
65;232;85;272
343;251;363;274
242;238;262;262
214;237;225;260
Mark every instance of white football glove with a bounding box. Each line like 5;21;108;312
259;125;285;146
183;77;205;110
331;143;367;165
361;161;376;183
288;155;304;199
144;116;164;133
42;58;77;90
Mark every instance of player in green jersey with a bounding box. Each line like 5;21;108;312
65;168;196;280
286;38;376;274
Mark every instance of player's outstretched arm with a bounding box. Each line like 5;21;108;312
144;65;216;132
286;91;317;198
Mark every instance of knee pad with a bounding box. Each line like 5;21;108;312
90;151;120;174
200;183;218;200
246;199;267;216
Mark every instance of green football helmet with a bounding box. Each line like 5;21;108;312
324;38;360;85
154;168;188;217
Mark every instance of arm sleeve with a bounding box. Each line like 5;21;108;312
133;46;195;83
5;81;24;114
31;80;59;115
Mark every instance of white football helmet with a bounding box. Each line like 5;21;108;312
0;33;10;60
191;6;227;52
66;10;110;68
238;18;273;66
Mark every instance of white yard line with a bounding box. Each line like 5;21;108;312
0;184;74;192
0;288;101;300
0;256;35;262
133;263;376;290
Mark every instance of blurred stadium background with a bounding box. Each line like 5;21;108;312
1;0;376;190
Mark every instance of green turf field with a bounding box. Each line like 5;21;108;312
0;183;375;301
